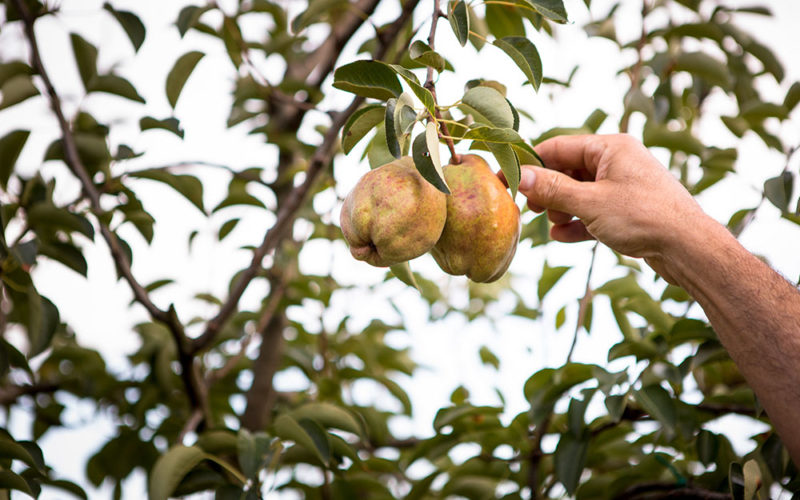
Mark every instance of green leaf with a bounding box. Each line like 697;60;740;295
764;171;793;212
218;218;240;240
292;402;363;436
448;0;470;46
485;3;525;40
27;204;94;239
583;109;608;132
537;262;570;301
784;82;800;111
387;65;435;117
342;104;385;154
0;435;41;470
166;51;205;109
525;0;568;22
291;0;345;33
222;17;244;68
745;40;784;82
674;51;731;87
42;479;88;500
390;261;419;290
103;3;146;51
394;92;417;137
140;116;185;138
462;126;523;144
409;41;445;73
89;74;145;103
743;459;761;500
0;470;34;497
412;123;449;194
236;429;272;479
487;142;520;197
493;36;542;90
643;122;704;156
39;241;88;276
479;345;500;369
385;99;401;158
696;430;719;465
213;173;265;211
0;75;39;110
605;394;627;421
0;130;30;189
461;86;514;129
70;33;98;90
0;61;33;88
333;61;402;100
176;5;212;37
366;123;394;169
729;462;745;500
129;169;205;214
633;384;676;434
149;445;207;500
375;375;413;415
554;433;588;495
274;414;330;466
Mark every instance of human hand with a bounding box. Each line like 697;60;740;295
516;134;716;281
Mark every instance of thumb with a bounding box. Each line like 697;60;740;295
519;165;593;218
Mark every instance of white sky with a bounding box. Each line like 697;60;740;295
1;0;799;498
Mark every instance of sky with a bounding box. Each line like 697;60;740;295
1;0;799;498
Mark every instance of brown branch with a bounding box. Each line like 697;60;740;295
241;305;287;431
10;0;205;414
528;415;550;500
0;383;59;406
614;482;731;500
192;0;422;355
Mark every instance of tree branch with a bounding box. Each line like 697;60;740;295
614;482;731;500
528;415;550;500
10;0;204;413
0;383;59;406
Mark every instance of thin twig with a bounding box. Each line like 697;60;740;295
566;242;599;362
619;0;650;134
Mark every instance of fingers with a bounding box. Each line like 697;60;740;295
518;165;594;219
534;134;605;176
551;220;594;243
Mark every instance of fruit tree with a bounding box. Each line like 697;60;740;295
0;0;799;498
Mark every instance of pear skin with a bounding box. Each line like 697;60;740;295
340;157;447;267
432;154;520;282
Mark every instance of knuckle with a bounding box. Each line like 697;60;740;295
542;173;563;205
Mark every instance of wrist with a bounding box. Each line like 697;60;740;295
655;214;743;295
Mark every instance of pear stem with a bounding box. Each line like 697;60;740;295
424;0;461;164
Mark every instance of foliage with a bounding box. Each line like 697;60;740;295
0;0;799;498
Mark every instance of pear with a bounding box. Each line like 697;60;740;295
340;156;447;267
432;154;520;283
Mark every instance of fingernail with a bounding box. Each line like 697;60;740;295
519;168;535;191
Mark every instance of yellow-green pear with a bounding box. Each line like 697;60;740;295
340;157;447;267
432;154;520;283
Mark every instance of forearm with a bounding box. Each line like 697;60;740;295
657;216;800;463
